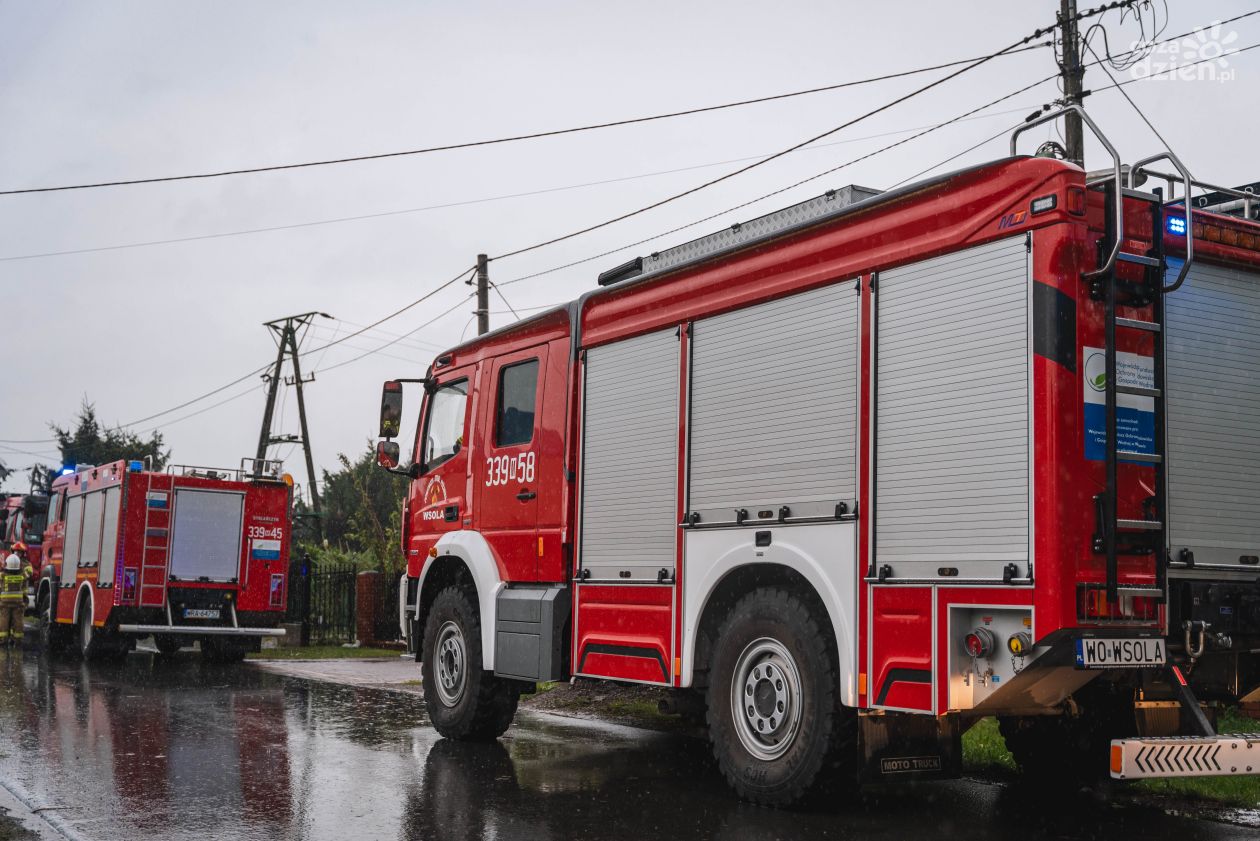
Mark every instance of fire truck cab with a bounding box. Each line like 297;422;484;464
36;458;291;662
1;493;48;608
379;106;1260;803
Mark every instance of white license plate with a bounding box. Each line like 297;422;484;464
1075;637;1166;668
184;608;220;620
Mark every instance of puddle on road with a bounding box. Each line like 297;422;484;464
0;650;1254;841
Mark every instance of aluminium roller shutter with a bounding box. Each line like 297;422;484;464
688;280;858;521
875;236;1030;579
1165;259;1260;568
579;329;680;580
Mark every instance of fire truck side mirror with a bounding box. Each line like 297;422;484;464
380;381;404;439
376;440;401;471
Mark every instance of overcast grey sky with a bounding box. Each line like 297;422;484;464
1;0;1256;498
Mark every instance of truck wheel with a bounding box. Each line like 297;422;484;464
705;587;842;806
421;586;520;740
999;682;1136;787
76;603;104;661
201;638;247;664
154;635;183;657
37;594;70;655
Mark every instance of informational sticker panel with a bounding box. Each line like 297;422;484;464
1081;346;1155;461
875;236;1030;578
1165;258;1260;568
169;489;245;582
688;280;858;521
580;329;679;581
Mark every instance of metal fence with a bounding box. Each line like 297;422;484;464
286;557;357;645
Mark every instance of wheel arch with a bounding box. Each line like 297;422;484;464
686;558;854;706
71;582;94;626
414;531;504;671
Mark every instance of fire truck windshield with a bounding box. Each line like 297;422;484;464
421;379;469;473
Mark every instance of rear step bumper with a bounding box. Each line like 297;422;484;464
117;624;286;637
1111;735;1260;779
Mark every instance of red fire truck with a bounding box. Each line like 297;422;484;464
376;106;1260;802
34;458;291;662
1;493;48;608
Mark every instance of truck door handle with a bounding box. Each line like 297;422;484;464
516;490;536;502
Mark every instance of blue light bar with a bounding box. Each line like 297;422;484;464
127;460;144;472
59;467;75;476
1167;215;1187;236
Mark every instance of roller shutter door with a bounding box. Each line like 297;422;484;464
1166;259;1260;568
170;489;245;582
875;236;1030;578
688;280;858;522
580;329;680;580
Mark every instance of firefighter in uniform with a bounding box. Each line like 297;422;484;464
0;542;32;647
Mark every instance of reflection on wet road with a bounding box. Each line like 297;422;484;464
0;650;1253;841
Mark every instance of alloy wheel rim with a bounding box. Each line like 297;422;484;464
730;637;804;761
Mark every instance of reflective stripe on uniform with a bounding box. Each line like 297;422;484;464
0;572;26;601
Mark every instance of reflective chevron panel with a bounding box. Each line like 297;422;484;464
1111;735;1260;779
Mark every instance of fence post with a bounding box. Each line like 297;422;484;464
357;570;381;646
299;552;312;646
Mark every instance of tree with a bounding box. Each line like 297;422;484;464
314;442;408;573
51;400;170;473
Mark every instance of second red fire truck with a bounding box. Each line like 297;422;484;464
34;458;292;662
377;106;1260;802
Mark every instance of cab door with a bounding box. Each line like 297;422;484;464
475;345;548;582
410;368;475;555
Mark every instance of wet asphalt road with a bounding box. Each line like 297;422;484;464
0;649;1255;841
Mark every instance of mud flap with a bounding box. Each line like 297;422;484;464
859;711;961;782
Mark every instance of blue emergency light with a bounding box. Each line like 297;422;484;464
1167;215;1187;236
59;466;75;476
127;460;144;472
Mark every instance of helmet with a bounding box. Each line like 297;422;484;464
11;542;26;553
4;556;18;572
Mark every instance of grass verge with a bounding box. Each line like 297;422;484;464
1132;709;1260;808
962;713;1260;808
247;645;403;660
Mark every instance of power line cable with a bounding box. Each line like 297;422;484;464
498;78;1064;287
496;12;1260;289
0;108;1032;264
314;292;476;376
0;44;1055;197
4;6;1244;444
1083;38;1177;154
10;8;1247;268
487;280;521;321
481;2;1144;263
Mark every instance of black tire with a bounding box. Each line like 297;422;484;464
37;593;70;655
154;635;183;657
999;681;1136;787
77;600;104;661
421;586;520;740
705;587;844;806
200;638;247;664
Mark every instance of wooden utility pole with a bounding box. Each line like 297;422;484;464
476;253;490;336
1059;0;1086;167
255;311;331;540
